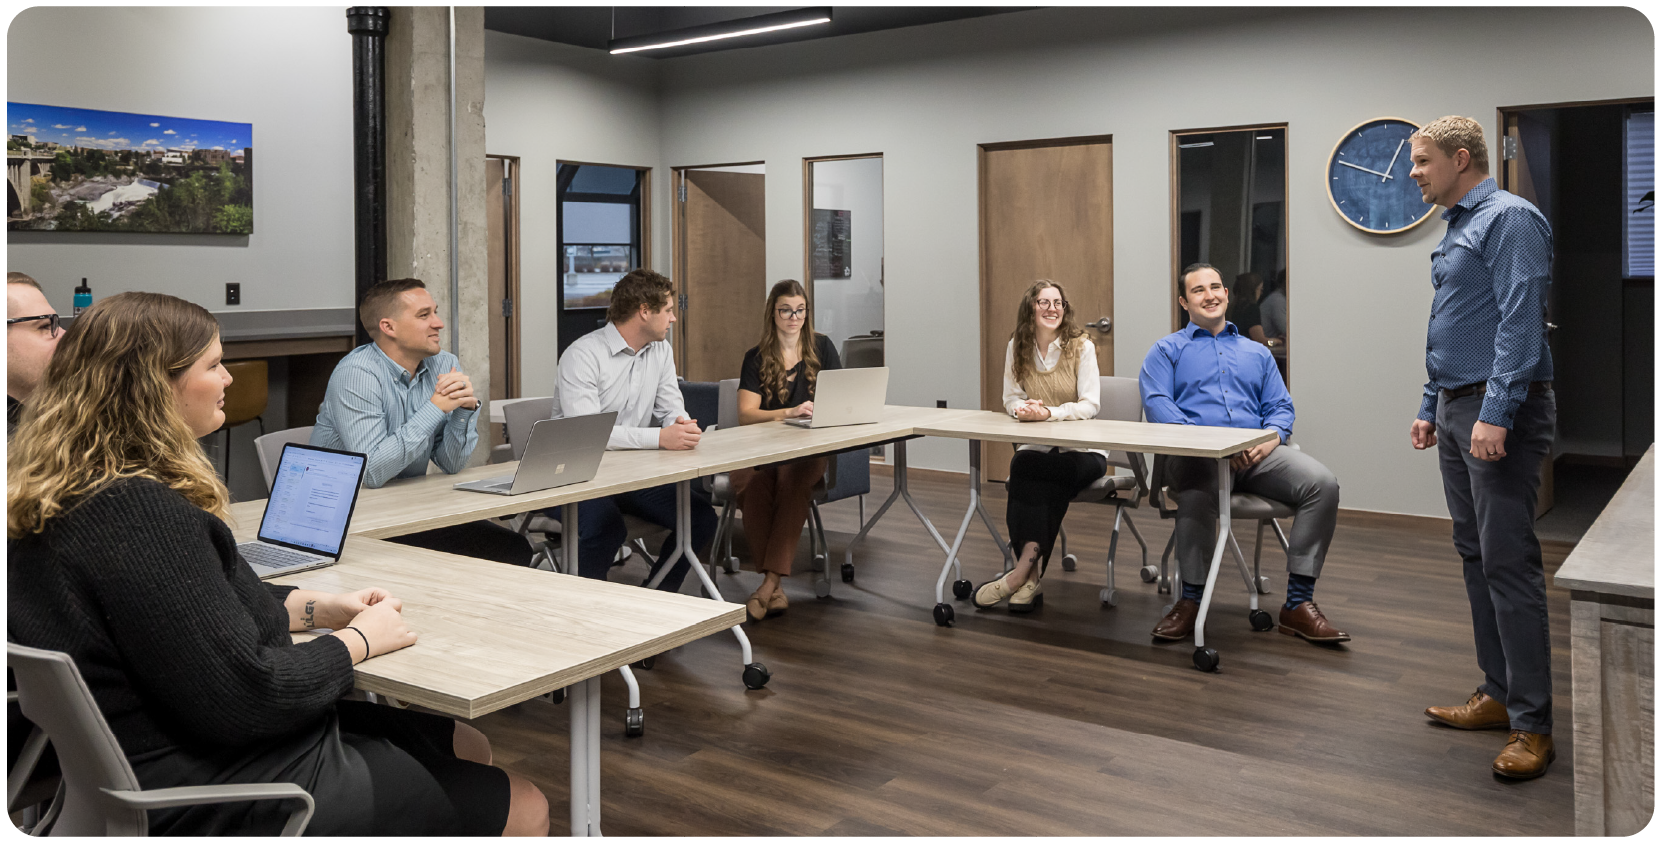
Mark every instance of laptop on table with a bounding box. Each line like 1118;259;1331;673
784;367;889;429
239;443;368;579
454;412;616;495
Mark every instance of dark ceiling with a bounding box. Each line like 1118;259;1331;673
483;6;1034;59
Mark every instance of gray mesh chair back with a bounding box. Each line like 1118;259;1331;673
6;642;314;836
717;379;740;432
503;397;556;462
1097;376;1148;475
253;427;315;492
842;335;884;369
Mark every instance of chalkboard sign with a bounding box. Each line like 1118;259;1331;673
810;209;852;279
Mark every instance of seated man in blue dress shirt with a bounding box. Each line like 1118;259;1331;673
312;277;531;566
1139;264;1348;645
551;269;715;593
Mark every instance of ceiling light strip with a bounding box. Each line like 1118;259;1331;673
609;8;833;55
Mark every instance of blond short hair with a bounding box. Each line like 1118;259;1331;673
1411;116;1490;175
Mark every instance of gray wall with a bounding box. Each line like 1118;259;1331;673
7;7;355;314
643;6;1652;516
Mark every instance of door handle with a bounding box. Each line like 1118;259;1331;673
1086;317;1112;333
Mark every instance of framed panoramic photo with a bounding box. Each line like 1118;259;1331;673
6;102;252;234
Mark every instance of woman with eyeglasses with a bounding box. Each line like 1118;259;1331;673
731;280;842;622
973;279;1107;613
7;293;548;835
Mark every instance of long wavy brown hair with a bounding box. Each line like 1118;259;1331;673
1010;279;1087;386
754;279;822;407
8;292;229;537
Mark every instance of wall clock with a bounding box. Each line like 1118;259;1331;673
1327;117;1437;234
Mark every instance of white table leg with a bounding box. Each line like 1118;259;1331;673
568;676;601;836
934;439;1014;626
1191;457;1233;671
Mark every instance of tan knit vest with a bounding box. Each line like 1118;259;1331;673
1021;339;1082;407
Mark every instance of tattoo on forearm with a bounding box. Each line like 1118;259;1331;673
303;600;317;629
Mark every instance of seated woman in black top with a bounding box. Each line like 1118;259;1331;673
732;280;842;622
6;293;548;836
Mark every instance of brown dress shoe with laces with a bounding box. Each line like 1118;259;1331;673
1278;601;1351;642
1492;731;1554;779
1151;598;1200;641
1425;690;1510;730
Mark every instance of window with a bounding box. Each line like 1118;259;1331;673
557;163;644;310
1625;105;1654;278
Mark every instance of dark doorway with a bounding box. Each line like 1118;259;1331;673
556;162;647;357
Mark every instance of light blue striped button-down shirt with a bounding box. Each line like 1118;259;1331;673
310;342;478;488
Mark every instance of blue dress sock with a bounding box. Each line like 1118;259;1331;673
1284;573;1315;610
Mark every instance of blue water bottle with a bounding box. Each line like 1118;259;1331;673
73;278;91;316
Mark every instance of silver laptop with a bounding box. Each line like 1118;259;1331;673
454;412;617;495
239;443;368;580
785;367;889;429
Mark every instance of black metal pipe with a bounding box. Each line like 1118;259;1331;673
347;7;389;347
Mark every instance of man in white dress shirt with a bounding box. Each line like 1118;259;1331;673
551;269;714;592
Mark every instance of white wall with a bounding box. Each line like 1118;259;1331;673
811;156;884;352
6;7;355;314
482;31;659;398
646;6;1652;517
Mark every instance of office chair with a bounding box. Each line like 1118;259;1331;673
7;642;315;836
254;426;316;492
1051;376;1152;607
1146;447;1298;605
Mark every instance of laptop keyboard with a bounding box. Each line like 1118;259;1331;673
239;542;319;570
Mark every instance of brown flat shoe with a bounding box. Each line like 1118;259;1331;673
766;590;789;617
1492;731;1554;779
1151;598;1199;641
1278;601;1351;643
1426;690;1510;730
745;595;767;622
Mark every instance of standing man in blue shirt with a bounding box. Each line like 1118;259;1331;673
313;277;532;566
1408;116;1557;780
1140;264;1348;646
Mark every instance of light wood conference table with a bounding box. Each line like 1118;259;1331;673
268;536;744;837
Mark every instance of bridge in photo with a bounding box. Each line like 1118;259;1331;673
6;149;54;219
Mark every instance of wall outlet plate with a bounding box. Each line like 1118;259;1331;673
225;282;240;305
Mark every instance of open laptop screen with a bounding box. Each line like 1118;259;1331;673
257;444;368;558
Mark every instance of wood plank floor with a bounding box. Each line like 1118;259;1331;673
473;466;1577;835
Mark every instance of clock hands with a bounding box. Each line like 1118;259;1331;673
1381;139;1406;183
1339;160;1393;180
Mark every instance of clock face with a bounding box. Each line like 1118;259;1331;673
1327;118;1437;234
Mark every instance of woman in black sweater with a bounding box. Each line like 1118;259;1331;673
731;280;842;621
7;293;547;835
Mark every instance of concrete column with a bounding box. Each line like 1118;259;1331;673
385;7;491;466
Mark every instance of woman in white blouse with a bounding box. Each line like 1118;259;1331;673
973;280;1108;613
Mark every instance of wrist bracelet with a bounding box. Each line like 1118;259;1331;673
343;626;371;662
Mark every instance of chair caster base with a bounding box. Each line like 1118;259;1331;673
721;556;739;573
1193;647;1220;672
633;656;655;670
1157;577;1173;596
951;579;973;600
544;688;565;705
1140;565;1160;583
1249;609;1275;631
841;562;856;583
742;662;771;690
1061;554;1078;572
1100;588;1117;607
625;707;644;737
933;602;955;627
810;553;826;572
1256;575;1272;594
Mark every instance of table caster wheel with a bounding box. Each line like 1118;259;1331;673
951;579;973;600
1061;554;1078;572
742;662;771;690
933;602;955;627
545;688;565;705
1193;647;1220;672
633;656;655;671
813;578;832;598
1256;575;1272;594
1100;588;1118;607
625;707;644;737
841;562;856;583
1140;565;1159;583
1249;609;1275;631
722;556;739;573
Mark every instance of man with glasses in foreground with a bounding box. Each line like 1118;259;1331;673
1139;263;1349;646
7;272;63;437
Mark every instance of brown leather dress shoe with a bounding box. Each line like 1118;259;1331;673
1278;601;1351;642
1492;731;1554;779
1151;599;1199;641
1425;690;1510;730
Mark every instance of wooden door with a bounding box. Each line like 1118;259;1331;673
677;169;766;382
485;156;521;451
1501;112;1555;517
979;138;1114;481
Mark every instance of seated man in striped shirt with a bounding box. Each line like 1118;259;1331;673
312;277;532;566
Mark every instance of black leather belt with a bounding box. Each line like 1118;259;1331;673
1441;380;1553;400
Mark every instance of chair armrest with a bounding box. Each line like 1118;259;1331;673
102;783;315;836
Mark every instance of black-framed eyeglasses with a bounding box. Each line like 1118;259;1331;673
775;306;807;319
6;313;61;338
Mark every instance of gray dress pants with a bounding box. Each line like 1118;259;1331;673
1435;388;1556;734
1168;444;1340;586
